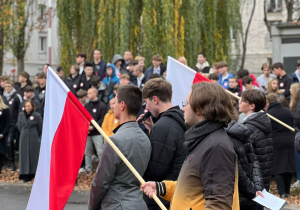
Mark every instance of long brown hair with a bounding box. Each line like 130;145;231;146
290;83;300;112
267;78;281;94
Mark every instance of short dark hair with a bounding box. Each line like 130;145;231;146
84;62;93;68
149;73;162;80
24;86;34;92
76;52;87;60
77;89;87;98
237;69;249;79
142;78;172;102
190;82;238;126
241;89;266;112
128;60;138;66
116;85;142;116
152;54;163;62
197;52;206;58
57;66;63;72
71;65;80;72
37;73;46;79
272;62;284;70
242;76;253;85
208;73;219;81
217;61;228;68
266;93;278;104
229;77;238;82
19;72;29;81
297;60;300;67
90;76;101;87
261;63;270;71
198;52;206;58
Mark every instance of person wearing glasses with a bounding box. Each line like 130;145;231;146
2;80;22;171
138;78;187;210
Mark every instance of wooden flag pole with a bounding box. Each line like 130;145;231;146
91;120;167;210
225;88;295;132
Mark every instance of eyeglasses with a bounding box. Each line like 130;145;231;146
182;100;189;107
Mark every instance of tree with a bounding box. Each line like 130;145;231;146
240;0;256;71
3;0;36;73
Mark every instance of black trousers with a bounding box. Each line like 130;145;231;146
274;173;293;195
7;126;17;164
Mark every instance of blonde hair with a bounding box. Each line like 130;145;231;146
134;56;145;62
290;83;300;112
0;95;8;110
178;56;188;65
267;78;280;94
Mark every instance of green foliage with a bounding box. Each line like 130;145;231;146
58;0;242;70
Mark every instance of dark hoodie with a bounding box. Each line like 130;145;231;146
226;121;263;208
143;106;187;209
243;112;273;190
111;54;127;76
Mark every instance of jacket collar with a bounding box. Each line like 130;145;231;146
113;121;137;133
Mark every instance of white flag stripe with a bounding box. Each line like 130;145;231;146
166;56;196;108
27;68;68;210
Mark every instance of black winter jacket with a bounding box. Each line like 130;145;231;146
243;112;273;190
3;90;22;125
226;121;263;207
143;106;187;182
84;98;107;136
65;74;81;96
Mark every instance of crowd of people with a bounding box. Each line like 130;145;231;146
0;49;300;209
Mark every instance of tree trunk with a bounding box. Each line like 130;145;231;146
0;0;4;76
0;29;3;76
285;0;294;22
240;0;256;71
17;56;24;73
263;0;271;34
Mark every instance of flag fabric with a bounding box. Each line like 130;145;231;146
27;67;92;210
166;56;212;108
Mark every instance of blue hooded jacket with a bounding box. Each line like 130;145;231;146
102;64;120;86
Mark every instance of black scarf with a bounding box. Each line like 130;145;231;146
184;120;224;153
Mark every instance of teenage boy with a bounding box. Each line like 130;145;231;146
65;65;81;96
140;78;187;209
89;85;151;210
84;87;107;175
272;62;293;99
15;72;30;98
242;76;259;91
80;63;96;90
195;53;211;74
228;77;242;96
256;63;275;94
76;52;87;75
217;61;233;89
92;49;107;79
144;55;166;81
239;89;273;208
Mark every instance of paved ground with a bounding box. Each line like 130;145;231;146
0;183;89;210
0;182;299;209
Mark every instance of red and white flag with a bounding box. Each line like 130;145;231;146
166;56;212;108
27;67;92;210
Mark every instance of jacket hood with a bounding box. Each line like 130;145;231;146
161;106;187;131
106;64;117;77
225;121;251;143
244;112;272;134
111;54;125;66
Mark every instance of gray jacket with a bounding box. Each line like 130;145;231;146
89;121;151;210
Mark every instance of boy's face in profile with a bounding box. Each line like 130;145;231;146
244;83;253;90
229;79;238;89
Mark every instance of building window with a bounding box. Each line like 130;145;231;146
39;4;46;20
39;37;47;53
267;0;282;13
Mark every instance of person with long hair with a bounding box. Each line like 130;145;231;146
0;96;10;173
17;100;42;182
290;83;300;188
267;78;281;95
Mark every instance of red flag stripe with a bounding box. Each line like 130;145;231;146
193;72;213;84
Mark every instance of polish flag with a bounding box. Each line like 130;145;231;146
166;56;212;108
27;67;92;210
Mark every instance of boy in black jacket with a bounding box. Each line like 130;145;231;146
84;87;107;174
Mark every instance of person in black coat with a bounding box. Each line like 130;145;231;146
65;65;81;96
226;121;264;209
266;93;295;198
139;78;187;210
79;63;97;91
0;96;10;173
2;80;22;171
239;90;273;192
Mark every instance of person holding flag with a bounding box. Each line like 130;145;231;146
89;85;151;210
